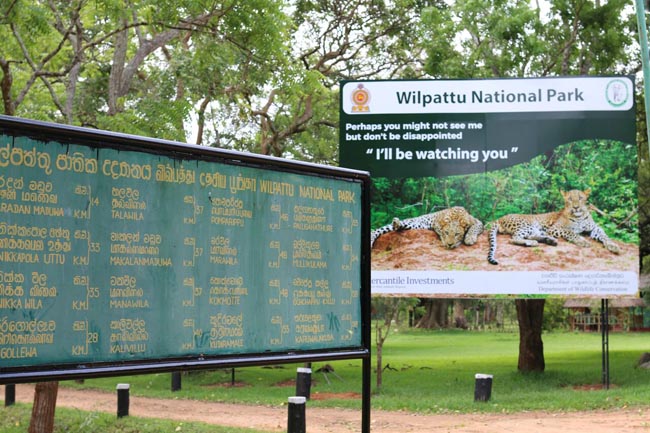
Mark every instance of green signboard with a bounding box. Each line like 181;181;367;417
0;116;370;382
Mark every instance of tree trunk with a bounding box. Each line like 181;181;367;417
496;302;505;329
28;381;58;433
108;23;128;116
0;59;14;115
376;327;384;389
416;299;449;328
453;300;468;329
483;302;493;324
515;299;545;372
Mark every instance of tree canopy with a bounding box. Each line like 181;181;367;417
0;0;434;164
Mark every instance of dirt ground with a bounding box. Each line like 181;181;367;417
6;384;650;433
371;228;638;272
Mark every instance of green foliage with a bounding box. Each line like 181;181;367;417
372;297;419;324
1;0;433;163
1;0;290;139
420;0;636;78
542;298;569;331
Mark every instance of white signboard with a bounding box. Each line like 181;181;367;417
340;76;637;297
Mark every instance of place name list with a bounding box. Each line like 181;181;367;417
0;136;362;369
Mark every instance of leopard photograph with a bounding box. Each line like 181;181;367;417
487;188;621;265
370;206;484;250
370;139;637;272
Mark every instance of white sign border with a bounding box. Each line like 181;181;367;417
371;270;638;297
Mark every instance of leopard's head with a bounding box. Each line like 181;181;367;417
561;188;591;218
438;216;466;250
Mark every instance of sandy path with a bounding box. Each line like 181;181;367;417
6;384;650;433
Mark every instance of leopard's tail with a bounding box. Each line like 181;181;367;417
370;227;382;248
487;222;499;265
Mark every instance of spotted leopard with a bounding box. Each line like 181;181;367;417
371;206;484;250
487;189;621;265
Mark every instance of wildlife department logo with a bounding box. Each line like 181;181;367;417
351;84;370;112
605;78;630;108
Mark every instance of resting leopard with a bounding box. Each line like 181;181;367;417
371;206;484;250
487;189;620;265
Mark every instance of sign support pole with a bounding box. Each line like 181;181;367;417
635;0;650;153
362;357;371;433
601;299;610;390
4;384;15;406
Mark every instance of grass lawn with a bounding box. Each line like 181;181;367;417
57;330;650;414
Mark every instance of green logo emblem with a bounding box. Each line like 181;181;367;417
605;79;630;108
